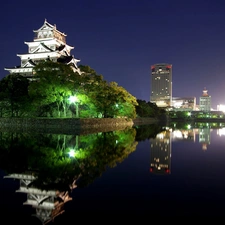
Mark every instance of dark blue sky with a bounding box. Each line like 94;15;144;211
1;0;225;108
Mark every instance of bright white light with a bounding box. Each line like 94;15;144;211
173;130;183;138
217;128;225;136
69;96;78;103
156;101;168;107
156;133;164;139
69;149;75;157
217;104;225;112
172;101;183;107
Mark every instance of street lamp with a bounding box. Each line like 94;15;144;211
69;96;79;118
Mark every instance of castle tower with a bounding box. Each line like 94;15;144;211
4;19;81;79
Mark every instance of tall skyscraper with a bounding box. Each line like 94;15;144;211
150;63;172;107
199;87;211;111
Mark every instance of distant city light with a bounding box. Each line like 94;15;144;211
217;104;225;112
156;133;164;139
172;130;183;138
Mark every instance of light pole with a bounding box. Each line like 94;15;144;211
69;96;79;118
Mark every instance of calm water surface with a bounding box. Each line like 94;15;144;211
1;123;225;222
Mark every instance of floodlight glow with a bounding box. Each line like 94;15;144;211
69;96;78;103
69;149;75;157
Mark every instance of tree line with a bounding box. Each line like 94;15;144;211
0;61;165;118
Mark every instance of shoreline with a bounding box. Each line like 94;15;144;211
0;117;159;135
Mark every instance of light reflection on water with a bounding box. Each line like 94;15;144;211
1;124;225;222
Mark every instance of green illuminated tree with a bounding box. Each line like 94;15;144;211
0;128;138;190
78;65;138;118
29;61;78;117
109;82;138;118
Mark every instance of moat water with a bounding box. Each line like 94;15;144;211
1;122;225;222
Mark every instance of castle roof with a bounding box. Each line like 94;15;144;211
57;55;74;64
33;19;67;37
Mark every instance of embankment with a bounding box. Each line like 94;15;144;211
0;117;158;135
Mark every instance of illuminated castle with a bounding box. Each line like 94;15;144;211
4;19;81;80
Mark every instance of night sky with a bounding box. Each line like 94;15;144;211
1;0;225;109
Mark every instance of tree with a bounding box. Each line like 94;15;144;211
78;65;138;118
135;99;166;118
109;82;137;118
0;74;31;117
29;61;77;117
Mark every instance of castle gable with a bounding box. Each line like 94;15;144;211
23;59;36;68
31;43;53;53
34;20;55;32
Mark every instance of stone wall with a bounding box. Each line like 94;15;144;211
133;117;159;125
0;118;134;135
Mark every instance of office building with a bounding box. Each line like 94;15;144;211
150;63;172;107
199;88;211;111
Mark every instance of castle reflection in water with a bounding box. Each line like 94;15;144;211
3;123;225;222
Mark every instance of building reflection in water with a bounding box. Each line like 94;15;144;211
199;128;211;151
217;127;225;136
4;173;76;224
150;128;172;175
171;128;196;142
150;126;197;175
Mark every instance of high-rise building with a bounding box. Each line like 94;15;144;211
4;19;81;80
150;63;172;107
199;87;211;111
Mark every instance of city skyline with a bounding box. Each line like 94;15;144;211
1;0;225;108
